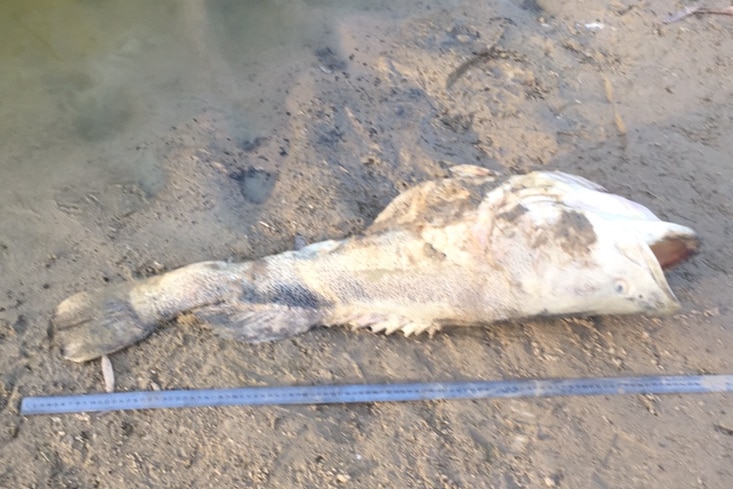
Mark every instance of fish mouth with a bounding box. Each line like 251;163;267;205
540;172;699;269
636;222;698;315
639;222;699;270
603;217;697;315
647;228;699;270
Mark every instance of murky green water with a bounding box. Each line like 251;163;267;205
0;0;437;257
0;0;420;180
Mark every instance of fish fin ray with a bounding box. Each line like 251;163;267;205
345;314;435;337
292;239;342;258
368;174;496;233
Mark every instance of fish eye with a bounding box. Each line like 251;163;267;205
613;279;629;295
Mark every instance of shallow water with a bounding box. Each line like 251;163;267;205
0;0;379;175
0;0;447;263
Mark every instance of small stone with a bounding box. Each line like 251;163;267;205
508;434;529;454
336;474;351;483
294;235;308;250
703;307;719;318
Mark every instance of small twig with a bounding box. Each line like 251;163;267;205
445;20;508;89
663;4;701;23
699;6;733;15
446;48;500;89
663;4;733;24
101;355;115;393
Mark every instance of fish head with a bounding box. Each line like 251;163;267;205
512;172;698;318
542;224;692;318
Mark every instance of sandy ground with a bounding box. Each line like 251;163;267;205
1;0;732;487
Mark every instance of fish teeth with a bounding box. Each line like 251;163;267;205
400;323;418;337
346;314;385;331
369;323;387;334
400;322;431;337
383;317;406;335
344;315;436;337
430;324;444;337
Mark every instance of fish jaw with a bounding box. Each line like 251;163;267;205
616;220;698;270
515;220;687;320
576;214;697;316
607;219;697;315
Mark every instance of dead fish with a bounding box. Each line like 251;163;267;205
54;166;698;362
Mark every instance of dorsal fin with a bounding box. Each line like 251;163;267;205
367;167;498;233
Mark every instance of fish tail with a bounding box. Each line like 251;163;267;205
54;261;249;362
54;283;156;362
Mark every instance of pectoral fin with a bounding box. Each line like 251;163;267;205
193;302;322;343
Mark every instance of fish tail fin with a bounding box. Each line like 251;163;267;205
193;302;323;343
54;261;245;362
54;283;158;363
54;252;330;360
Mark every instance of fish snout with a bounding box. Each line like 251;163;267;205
631;242;686;317
636;288;681;317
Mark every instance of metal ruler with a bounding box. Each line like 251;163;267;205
21;374;733;415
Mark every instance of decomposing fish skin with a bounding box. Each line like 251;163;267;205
54;166;698;362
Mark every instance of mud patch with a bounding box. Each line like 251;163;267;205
229;167;277;204
315;46;347;73
554;210;597;254
497;204;528;223
54;182;149;221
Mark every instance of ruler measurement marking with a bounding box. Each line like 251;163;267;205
20;374;733;415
